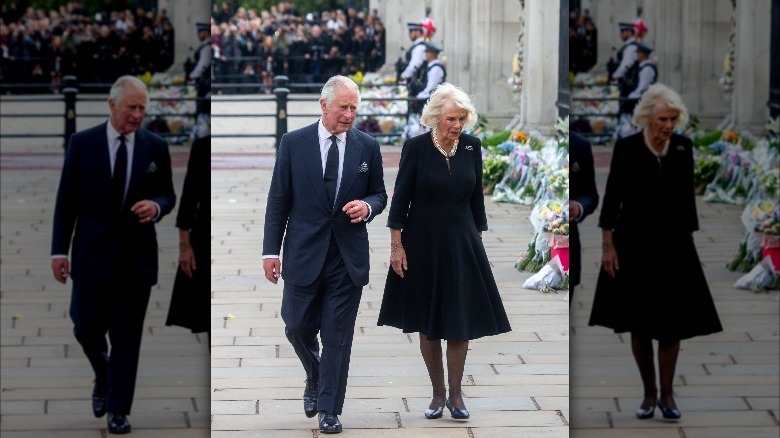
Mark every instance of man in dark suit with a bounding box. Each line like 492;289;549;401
51;75;176;434
263;75;387;434
569;131;599;306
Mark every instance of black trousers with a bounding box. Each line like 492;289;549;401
70;276;152;415
281;238;363;415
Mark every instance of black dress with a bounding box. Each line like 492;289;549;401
166;136;209;334
378;132;511;341
588;132;722;341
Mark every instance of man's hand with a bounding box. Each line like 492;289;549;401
263;258;281;284
52;258;69;284
131;200;159;224
342;200;368;223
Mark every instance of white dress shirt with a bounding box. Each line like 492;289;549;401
612;37;637;80
401;37;427;80
628;60;657;99
416;59;445;99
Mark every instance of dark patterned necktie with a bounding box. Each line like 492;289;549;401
112;135;127;210
324;135;339;208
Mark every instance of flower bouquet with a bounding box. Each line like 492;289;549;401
728;200;777;272
482;154;511;194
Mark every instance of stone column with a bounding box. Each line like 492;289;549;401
732;0;771;132
517;0;560;134
158;0;211;75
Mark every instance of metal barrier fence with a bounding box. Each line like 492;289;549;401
569;82;625;143
212;75;421;149
0;76;200;147
1;75;421;149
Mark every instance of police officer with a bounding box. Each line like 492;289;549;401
190;22;211;139
412;42;446;113
624;42;657;115
609;22;637;83
399;22;426;83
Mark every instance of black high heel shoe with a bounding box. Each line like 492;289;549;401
424;404;444;419
635;404;655;419
657;400;681;420
445;398;470;419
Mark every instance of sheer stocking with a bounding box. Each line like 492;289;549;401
446;339;469;409
658;339;680;409
631;333;658;409
419;334;446;409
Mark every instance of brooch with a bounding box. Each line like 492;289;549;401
676;145;685;152
146;162;158;173
359;162;368;173
465;145;473;151
571;162;580;172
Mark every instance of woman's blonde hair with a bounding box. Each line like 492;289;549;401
631;82;689;129
420;83;478;130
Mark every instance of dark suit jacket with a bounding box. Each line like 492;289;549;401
569;132;599;286
51;122;176;287
263;122;387;287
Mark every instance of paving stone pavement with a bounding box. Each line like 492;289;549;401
569;147;780;438
210;153;570;437
0;98;210;436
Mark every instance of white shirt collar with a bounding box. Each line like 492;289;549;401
318;119;346;144
106;119;136;144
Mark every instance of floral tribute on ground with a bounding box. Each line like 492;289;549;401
478;117;571;292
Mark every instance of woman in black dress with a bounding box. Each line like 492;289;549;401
166;135;210;344
589;83;722;420
378;83;511;420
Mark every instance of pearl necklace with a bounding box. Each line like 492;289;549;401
431;128;458;167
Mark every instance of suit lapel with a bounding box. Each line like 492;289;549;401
335;129;361;213
298;124;332;211
97;123;112;184
128;130;150;199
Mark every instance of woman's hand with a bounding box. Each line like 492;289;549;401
601;243;619;278
391;246;408;278
179;244;197;278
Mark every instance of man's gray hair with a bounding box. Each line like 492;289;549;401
632;82;689;129
108;75;149;105
420;83;478;130
320;75;360;107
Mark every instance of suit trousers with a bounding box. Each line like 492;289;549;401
69;271;152;415
281;235;363;415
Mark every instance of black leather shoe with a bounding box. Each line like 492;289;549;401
657;401;681;420
635;404;655;419
424;404;444;419
303;380;318;418
318;411;342;434
92;383;106;418
107;413;131;434
446;398;470;419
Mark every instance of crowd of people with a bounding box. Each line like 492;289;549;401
0;1;175;93
211;1;387;93
569;9;598;75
